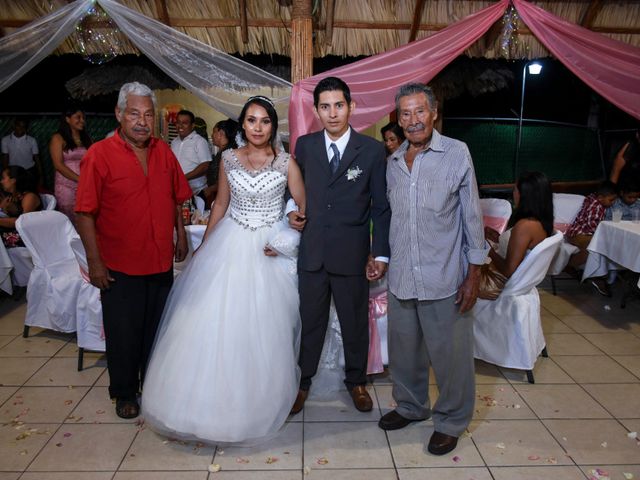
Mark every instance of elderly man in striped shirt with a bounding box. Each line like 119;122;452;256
378;83;488;456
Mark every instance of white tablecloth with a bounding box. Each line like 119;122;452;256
0;241;13;295
583;221;640;287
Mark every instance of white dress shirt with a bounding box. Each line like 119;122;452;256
1;133;38;169
170;131;211;195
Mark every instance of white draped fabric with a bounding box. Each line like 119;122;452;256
0;0;293;136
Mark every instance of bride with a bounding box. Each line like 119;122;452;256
141;96;306;444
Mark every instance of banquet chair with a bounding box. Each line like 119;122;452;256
480;198;512;235
472;231;563;383
16;211;82;338
40;193;57;210
548;193;586;294
69;237;105;371
5;195;55;290
194;195;206;214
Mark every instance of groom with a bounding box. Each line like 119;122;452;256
288;76;390;413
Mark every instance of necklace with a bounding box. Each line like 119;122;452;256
246;153;270;173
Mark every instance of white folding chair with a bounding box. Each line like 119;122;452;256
16;211;82;337
548;193;586;294
472;231;563;383
40;193;57;210
69;237;105;371
480;198;512;234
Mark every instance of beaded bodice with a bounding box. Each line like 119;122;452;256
223;149;289;230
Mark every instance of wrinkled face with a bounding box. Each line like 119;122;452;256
65;111;85;132
383;131;402;154
599;193;618;208
314;90;353;140
1;170;15;193
116;95;154;148
621;191;640;206
398;93;437;146
176;114;194;139
242;103;272;148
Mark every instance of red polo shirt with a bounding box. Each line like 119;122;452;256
75;131;192;275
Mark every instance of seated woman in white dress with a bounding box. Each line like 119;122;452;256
141;96;306;445
483;172;554;295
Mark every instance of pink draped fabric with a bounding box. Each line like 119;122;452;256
288;0;508;150
367;289;387;375
483;215;510;235
514;0;640;121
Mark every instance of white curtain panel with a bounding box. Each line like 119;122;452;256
0;0;293;136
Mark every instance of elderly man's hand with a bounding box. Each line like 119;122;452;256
175;233;188;262
88;259;114;290
455;264;481;314
366;256;388;281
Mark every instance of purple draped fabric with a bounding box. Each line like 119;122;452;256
514;0;640;122
288;0;508;150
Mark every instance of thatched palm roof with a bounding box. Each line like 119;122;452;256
1;0;638;60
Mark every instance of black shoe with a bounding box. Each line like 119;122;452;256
427;431;458;455
378;410;423;430
591;278;612;297
115;398;140;419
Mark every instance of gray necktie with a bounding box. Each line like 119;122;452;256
329;143;341;174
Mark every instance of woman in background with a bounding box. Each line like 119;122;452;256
483;171;553;289
0;166;42;248
204;119;238;206
50;105;92;225
380;122;405;156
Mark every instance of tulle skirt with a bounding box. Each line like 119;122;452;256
141;216;301;445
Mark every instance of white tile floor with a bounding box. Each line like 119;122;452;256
0;278;639;479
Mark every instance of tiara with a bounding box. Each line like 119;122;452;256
247;95;275;108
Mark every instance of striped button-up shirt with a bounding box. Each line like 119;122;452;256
387;129;488;301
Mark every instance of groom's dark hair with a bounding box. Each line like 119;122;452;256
313;76;351;107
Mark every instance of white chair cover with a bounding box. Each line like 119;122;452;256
16;211;82;333
40;193;57;210
472;231;563;370
480;198;512;234
548;193;585;275
69;237;105;352
8;247;33;287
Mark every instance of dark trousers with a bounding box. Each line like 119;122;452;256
100;268;173;399
298;268;369;390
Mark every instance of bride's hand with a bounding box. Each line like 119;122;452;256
263;245;278;257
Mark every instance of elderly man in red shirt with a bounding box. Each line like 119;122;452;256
75;82;192;419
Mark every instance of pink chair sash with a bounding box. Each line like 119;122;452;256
553;222;571;234
483;215;509;234
367;290;387;375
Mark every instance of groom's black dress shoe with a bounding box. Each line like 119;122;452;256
290;389;308;415
378;410;423;430
427;431;458;456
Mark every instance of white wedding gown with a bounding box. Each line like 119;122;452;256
141;150;302;445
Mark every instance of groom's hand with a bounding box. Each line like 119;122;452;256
287;211;307;231
366;257;388;281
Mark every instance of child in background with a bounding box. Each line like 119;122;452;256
604;175;640;221
566;180;618;296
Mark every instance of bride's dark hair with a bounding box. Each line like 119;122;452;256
238;96;279;157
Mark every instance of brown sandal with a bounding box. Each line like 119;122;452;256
115;399;140;419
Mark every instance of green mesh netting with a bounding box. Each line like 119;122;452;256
443;120;603;185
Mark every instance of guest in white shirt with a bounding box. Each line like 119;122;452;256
170;110;211;199
1;119;41;184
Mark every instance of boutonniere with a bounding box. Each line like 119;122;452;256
346;166;363;181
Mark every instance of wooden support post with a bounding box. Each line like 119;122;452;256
409;0;426;42
291;0;313;83
154;0;170;26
